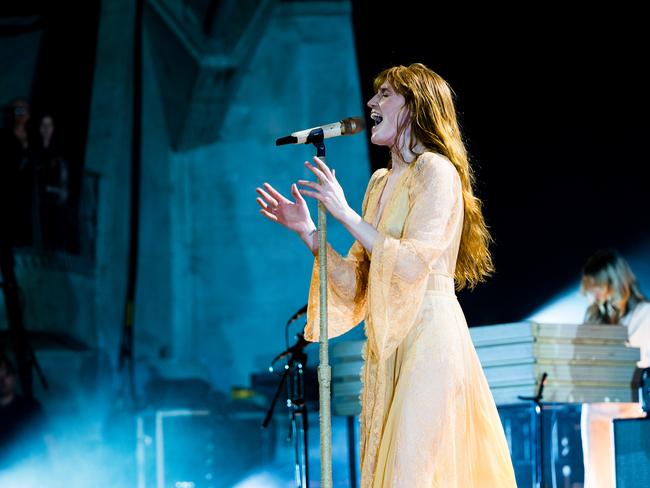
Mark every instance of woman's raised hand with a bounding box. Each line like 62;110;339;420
298;156;351;221
256;182;315;237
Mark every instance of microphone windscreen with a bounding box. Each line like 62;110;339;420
341;117;365;135
276;135;299;146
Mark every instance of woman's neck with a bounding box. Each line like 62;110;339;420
390;139;426;172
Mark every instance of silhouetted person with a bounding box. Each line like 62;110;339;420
0;98;35;246
34;114;70;251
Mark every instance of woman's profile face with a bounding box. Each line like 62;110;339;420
367;81;408;148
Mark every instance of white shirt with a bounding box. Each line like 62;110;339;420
621;301;650;368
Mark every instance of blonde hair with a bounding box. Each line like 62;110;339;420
374;63;494;290
581;249;645;323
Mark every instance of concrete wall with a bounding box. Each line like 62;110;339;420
142;1;371;390
83;0;135;371
1;1;369;405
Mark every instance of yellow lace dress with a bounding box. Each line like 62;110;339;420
304;152;518;487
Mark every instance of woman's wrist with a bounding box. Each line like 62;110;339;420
340;206;361;229
297;225;318;254
297;224;317;239
339;206;378;253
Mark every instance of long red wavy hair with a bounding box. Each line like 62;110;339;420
374;63;494;289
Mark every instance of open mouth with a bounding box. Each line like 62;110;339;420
370;112;383;127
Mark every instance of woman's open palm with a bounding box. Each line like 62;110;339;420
255;182;314;235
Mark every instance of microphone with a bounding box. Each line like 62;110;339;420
276;117;365;146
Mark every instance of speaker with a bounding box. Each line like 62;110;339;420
135;408;278;488
613;416;650;488
497;403;584;488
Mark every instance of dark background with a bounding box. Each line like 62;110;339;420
351;2;650;325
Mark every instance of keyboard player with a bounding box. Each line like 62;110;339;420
579;249;650;488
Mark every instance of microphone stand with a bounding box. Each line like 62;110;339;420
307;128;333;488
274;127;333;487
519;372;548;488
262;332;310;487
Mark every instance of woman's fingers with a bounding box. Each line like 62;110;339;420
259;208;278;222
291;183;305;203
256;187;278;207
304;161;327;182
297;179;321;191
256;195;279;221
255;196;269;210
313;156;334;179
263;182;291;204
299;188;322;201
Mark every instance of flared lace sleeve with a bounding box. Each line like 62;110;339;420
366;154;462;361
304;171;385;342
